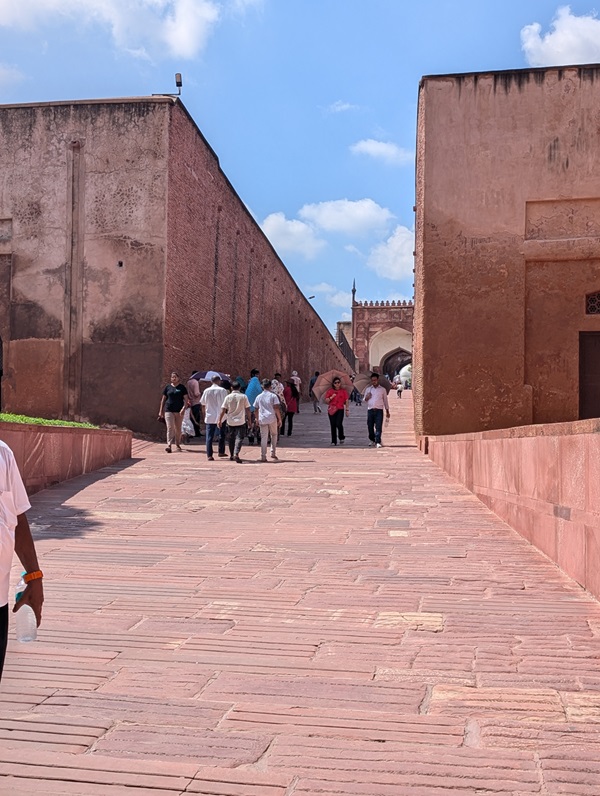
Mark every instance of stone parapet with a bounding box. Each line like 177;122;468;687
424;421;600;600
0;422;132;495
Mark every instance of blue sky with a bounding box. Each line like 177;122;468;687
1;1;600;330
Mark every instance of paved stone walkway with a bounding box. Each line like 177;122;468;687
2;394;600;794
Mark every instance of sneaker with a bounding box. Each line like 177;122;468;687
261;455;267;462
218;453;228;458
339;439;345;445
376;443;382;448
165;446;172;453
235;455;243;464
229;456;234;461
330;442;337;446
368;442;376;447
270;452;278;460
207;456;214;461
176;445;182;452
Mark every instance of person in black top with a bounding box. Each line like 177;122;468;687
158;372;189;453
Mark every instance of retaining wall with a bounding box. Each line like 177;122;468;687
0;422;132;494
424;420;600;600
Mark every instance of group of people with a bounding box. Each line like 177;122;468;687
158;368;304;464
159;367;395;461
323;372;390;447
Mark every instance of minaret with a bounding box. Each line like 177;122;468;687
351;279;356;305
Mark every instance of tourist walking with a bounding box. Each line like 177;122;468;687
186;370;203;438
324;376;349;446
246;369;262;445
291;370;302;411
282;380;299;436
200;375;228;461
309;371;322;413
218;381;251;463
158;371;189;453
0;441;44;681
254;379;283;462
363;373;390;448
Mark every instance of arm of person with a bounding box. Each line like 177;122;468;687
13;513;44;626
275;402;282;426
217;405;227;428
180;386;189;414
384;391;390;416
345;393;350;415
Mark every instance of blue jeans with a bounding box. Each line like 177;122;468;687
367;408;384;444
206;423;226;458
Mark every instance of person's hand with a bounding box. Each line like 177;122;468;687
180;408;185;415
386;413;390;419
217;421;222;428
13;579;44;627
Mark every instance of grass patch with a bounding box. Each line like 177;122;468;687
0;413;99;429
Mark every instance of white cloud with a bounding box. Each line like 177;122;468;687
0;0;221;60
326;100;359;114
326;290;353;309
261;212;326;260
522;6;600;66
0;63;24;86
299;198;394;235
367;225;414;280
344;244;364;257
350;138;413;166
305;283;352;309
340;312;352;321
307;282;336;294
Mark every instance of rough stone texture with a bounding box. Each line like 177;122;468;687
0;98;348;435
2;394;600;793
414;65;600;436
427;417;600;600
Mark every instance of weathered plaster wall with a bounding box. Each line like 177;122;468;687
352;301;413;374
0;100;169;433
415;66;600;436
165;102;349;386
0;97;349;435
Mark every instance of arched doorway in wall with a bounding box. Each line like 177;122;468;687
382;348;412;378
368;327;412;377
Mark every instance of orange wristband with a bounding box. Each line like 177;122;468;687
23;570;43;583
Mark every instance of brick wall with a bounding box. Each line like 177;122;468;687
165;101;349;389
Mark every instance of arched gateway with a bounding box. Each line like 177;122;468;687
351;285;414;377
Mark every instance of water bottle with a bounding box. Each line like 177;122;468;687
15;578;37;642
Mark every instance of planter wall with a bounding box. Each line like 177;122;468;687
0;421;132;494
424;419;600;600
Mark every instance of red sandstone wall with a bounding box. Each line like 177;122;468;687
0;100;170;435
415;66;600;436
351;302;413;374
165;102;349;386
0;422;132;495
426;422;600;600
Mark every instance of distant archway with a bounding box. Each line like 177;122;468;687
369;327;412;374
382;347;412;378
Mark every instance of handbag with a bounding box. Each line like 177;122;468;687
327;403;337;416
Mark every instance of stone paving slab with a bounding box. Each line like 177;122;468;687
2;394;600;793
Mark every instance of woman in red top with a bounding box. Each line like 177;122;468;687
324;377;349;445
282;381;299;436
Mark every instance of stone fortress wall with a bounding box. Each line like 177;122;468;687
0;98;349;435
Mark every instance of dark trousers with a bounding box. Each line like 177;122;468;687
0;603;7;681
282;411;295;436
227;423;247;456
328;409;345;444
367;408;384;444
190;404;202;435
206;423;226;458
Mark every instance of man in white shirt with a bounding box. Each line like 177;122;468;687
200;376;228;461
363;373;390;448
218;381;251;463
0;440;44;680
253;379;283;462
